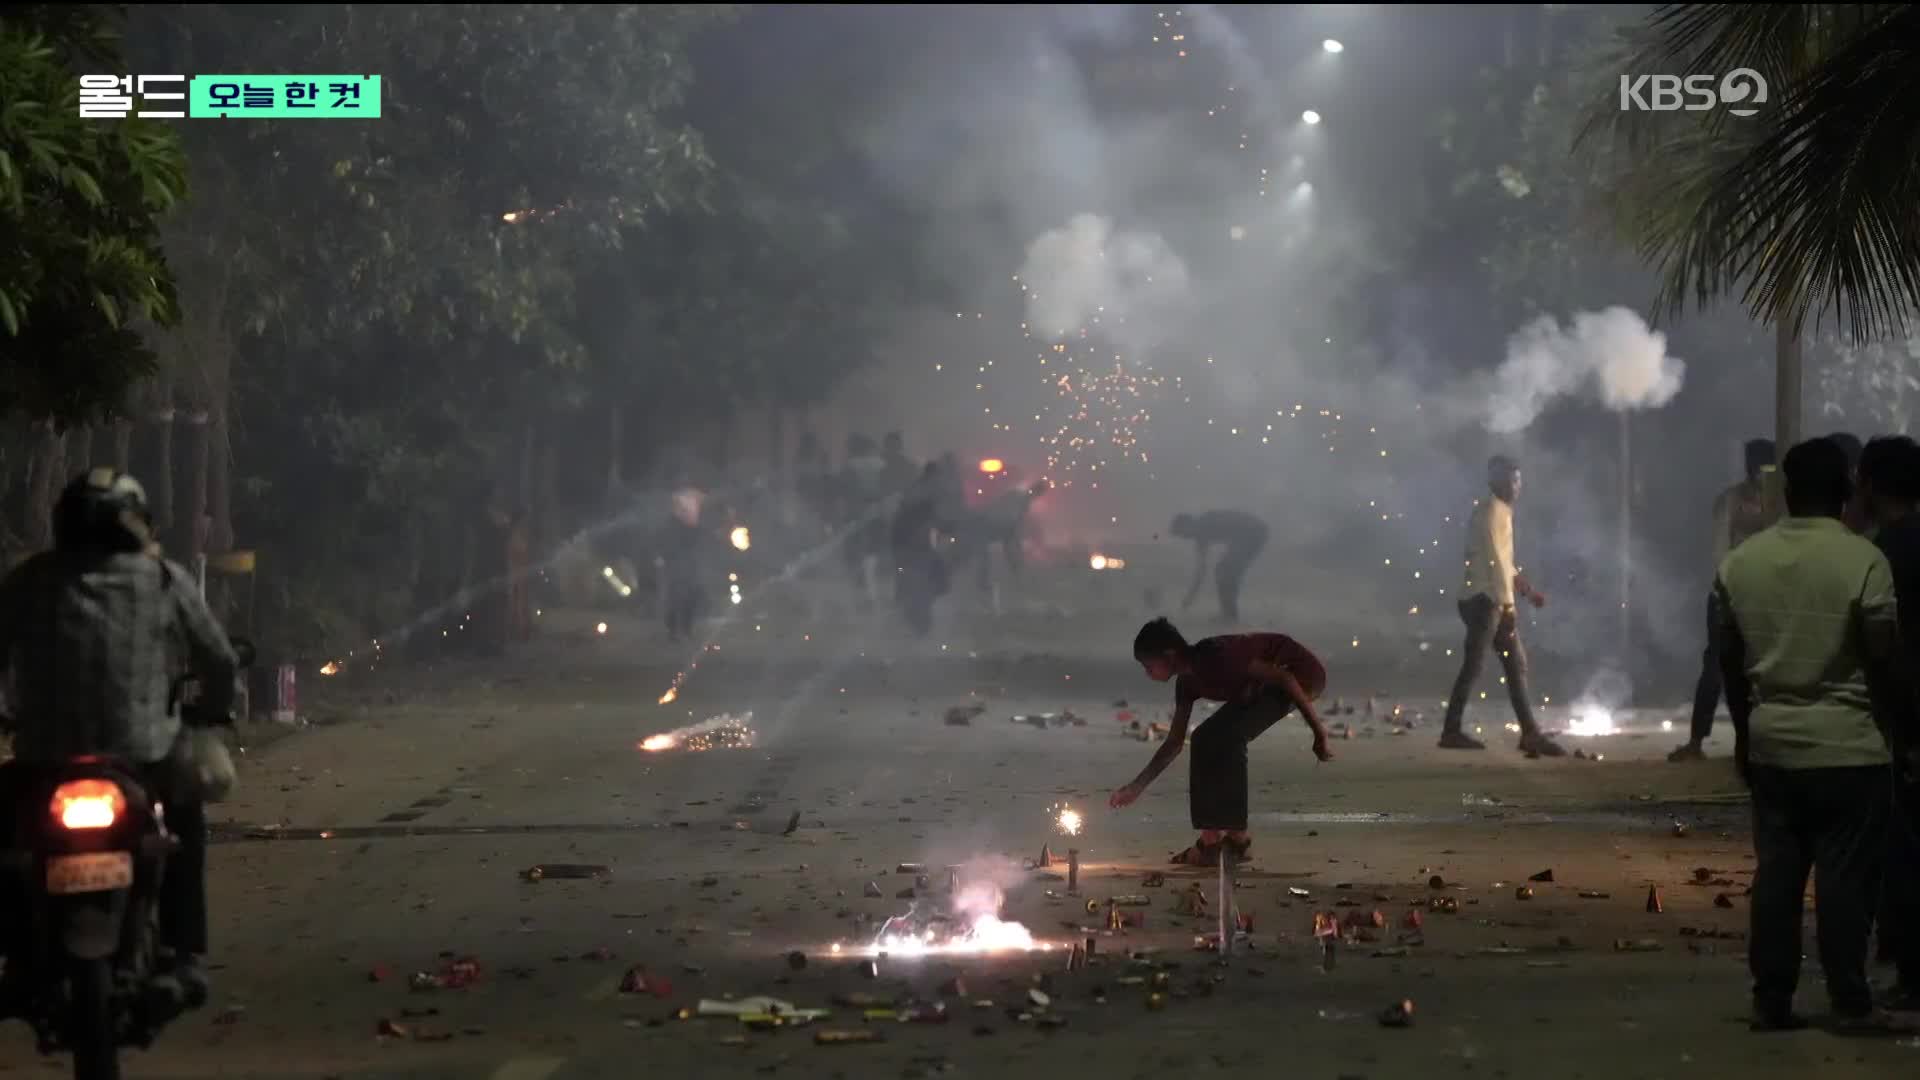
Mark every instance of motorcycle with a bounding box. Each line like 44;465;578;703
0;637;254;1080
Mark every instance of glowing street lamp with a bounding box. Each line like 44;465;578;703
1302;109;1322;125
1322;39;1344;54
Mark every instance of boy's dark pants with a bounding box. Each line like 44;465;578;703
1190;689;1297;831
1687;591;1724;743
1748;764;1888;1018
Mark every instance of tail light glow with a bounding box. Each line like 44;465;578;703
51;779;126;830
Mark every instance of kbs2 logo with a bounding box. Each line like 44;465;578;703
1618;69;1767;117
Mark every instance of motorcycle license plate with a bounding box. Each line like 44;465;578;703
46;851;134;895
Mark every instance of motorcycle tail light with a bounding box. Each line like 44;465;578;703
50;779;125;830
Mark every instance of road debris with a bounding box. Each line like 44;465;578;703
1613;938;1663;953
1714;893;1736;909
815;1029;882;1045
1515;886;1534;900
618;966;673;997
1671;821;1690;838
783;811;801;836
1645;885;1663;913
896;863;925;874
1142;872;1166;888
1578;891;1611;900
1528;868;1554;883
944;705;985;726
1176;883;1209;918
863;882;883;898
1427;875;1446;890
1036;846;1053;869
521;863;611;883
1378;999;1416;1028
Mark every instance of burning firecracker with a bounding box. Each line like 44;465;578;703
1049;803;1083;837
638;712;756;754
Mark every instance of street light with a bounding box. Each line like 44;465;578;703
1302;109;1322;125
1322;39;1344;54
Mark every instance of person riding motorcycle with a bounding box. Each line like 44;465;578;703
0;469;240;1014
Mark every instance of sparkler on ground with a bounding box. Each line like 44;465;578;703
1049;803;1083;837
638;712;756;754
865;876;1045;958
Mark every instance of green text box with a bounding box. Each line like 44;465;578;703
189;75;381;119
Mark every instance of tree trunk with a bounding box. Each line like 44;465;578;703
151;384;176;536
112;418;133;473
68;426;94;476
607;403;624;497
184;410;210;561
1775;318;1802;451
25;421;65;549
208;406;233;553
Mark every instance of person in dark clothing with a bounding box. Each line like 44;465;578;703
1440;457;1565;757
1672;438;1777;762
1717;438;1902;1031
1170;510;1269;622
660;483;708;642
839;434;890;610
1858;434;1920;1006
1828;431;1871;534
1109;617;1333;867
889;462;951;637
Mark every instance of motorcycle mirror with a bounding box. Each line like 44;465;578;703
230;636;257;668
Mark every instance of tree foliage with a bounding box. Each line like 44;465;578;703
0;5;187;425
1580;3;1920;341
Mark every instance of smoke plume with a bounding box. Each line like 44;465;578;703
1017;214;1190;343
1485;307;1685;433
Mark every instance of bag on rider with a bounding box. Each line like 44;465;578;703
168;726;238;804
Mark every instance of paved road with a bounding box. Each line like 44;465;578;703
5;614;1912;1079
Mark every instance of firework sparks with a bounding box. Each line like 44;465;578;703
638;712;755;754
865;879;1045;957
1049;802;1083;837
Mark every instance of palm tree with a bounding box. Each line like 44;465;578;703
1579;3;1920;450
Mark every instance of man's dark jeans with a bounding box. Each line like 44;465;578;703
1442;593;1539;736
1688;591;1724;743
1748;764;1889;1018
1886;764;1920;992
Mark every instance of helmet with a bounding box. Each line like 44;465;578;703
54;468;153;553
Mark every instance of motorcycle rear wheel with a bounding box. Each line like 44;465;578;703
67;958;119;1080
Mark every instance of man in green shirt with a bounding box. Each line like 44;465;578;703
1714;438;1899;1031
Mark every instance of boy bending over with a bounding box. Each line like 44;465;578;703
1110;617;1333;865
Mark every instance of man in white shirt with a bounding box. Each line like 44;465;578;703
1439;456;1565;756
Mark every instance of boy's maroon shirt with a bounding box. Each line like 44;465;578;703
1176;632;1327;704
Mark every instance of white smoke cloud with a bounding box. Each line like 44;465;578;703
1017;213;1190;342
1485;307;1685;433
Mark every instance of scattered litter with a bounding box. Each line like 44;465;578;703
1678;927;1745;941
1613;939;1663;953
1427;897;1459;914
1371;947;1409;958
1027;988;1051;1009
212;1005;245;1026
1671;821;1689;838
1713;893;1735;909
1176;883;1209;918
1378;999;1416;1028
1402;909;1424;930
1479;946;1527;956
1645;885;1664;914
1461;794;1502;807
1577;891;1610;900
1427;875;1446;890
1528;869;1554;883
783;811;801;836
1036;846;1053;869
896;863;925;874
1692;866;1713;883
521;863;610;883
863;882;883;898
1142;872;1166;888
1514;887;1534;901
944;705;984;726
618;966;673;997
1288;886;1312;899
815;1029;882;1045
